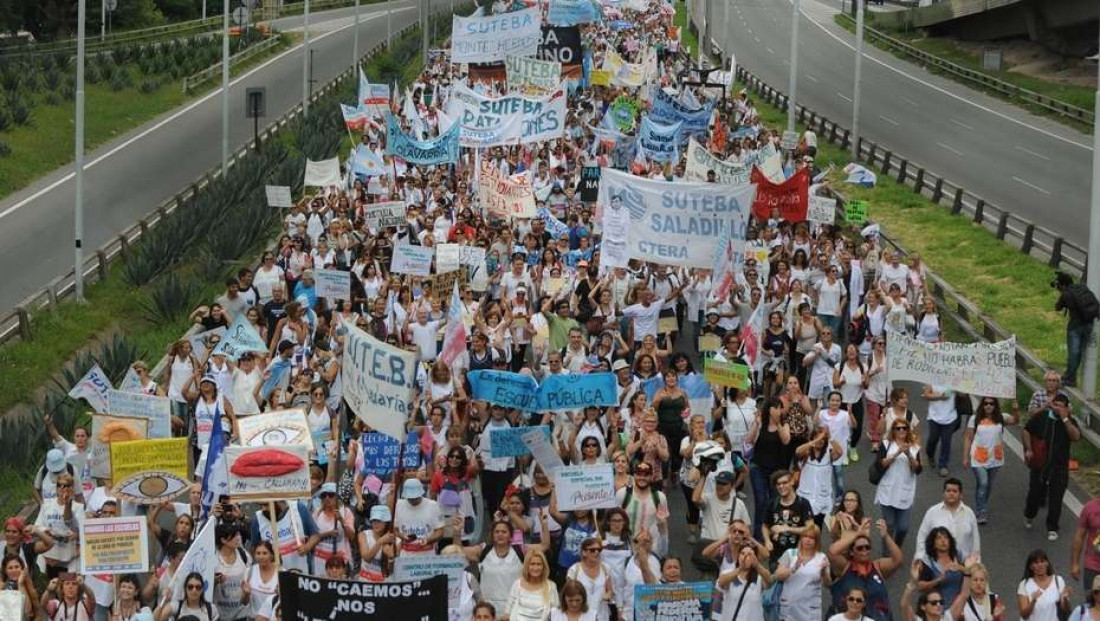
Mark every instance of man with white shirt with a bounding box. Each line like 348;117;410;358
914;478;980;562
394;479;443;557
876;250;910;296
623;286;682;346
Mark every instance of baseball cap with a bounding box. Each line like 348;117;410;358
715;471;735;485
46;449;66;474
402;479;426;499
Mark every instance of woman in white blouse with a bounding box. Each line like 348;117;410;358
503;549;559;621
716;544;772;621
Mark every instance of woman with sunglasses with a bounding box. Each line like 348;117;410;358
548;489;598;579
155;572;217;621
901;560;968;621
827;586;869;621
963;397;1018;525
565;538;613;621
1017;549;1072;621
874;416;922;548
826;520;904;620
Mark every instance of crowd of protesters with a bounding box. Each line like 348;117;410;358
3;0;1099;620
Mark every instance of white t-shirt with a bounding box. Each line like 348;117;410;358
699;490;751;541
1017;576;1066;621
621;302;662;340
394;498;443;556
716;574;765;621
927;386;958;425
409;320;442;361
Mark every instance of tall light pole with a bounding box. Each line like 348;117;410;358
1083;28;1100;397
786;0;801;132
74;0;87;301
387;0;392;47
101;0;106;39
353;0;360;67
850;0;864;159
221;0;230;175
302;0;311;117
421;0;428;62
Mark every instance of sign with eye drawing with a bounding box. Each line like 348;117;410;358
225;444;311;501
235;408;314;450
110;438;191;504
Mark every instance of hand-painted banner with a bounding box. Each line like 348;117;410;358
651;88;714;140
213;315;268;360
90;415;149;479
554;464;617;510
110;438;190;505
304;157;342;188
808;195;837;225
537;26;583;66
703;357;751;389
279;572;447;621
451;7;541;64
478;159;536;218
225;444;311;501
489;425;552;458
467;370;618;411
237;409;314;449
750;166;809;222
360;431;421;476
598;168;754;269
505;55;562;96
887;333;1016;398
389;244;435;276
108;389;171;438
634;582;714;620
364;201;406;229
446;82;566;147
386;113;461;165
547;0;600;25
80;517;149;575
684;139;751;186
637;117;681;163
342;324;416;440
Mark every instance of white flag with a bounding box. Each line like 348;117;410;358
67;364;112;413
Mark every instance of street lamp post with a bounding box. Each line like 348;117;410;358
221;0;230;175
851;0;864;159
75;0;88;301
387;0;393;47
1083;28;1100;396
786;0;801;132
353;0;360;68
302;0;311;117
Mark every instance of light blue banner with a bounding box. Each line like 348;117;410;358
467;370;540;410
386;113;460;165
634;582;713;620
637;117;681;163
467;370;619;411
489;425;552;458
650;88;714;140
548;0;600;26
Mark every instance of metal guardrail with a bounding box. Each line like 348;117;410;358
731;65;1090;278
836;13;1095;127
181;36;282;93
0;22;418;347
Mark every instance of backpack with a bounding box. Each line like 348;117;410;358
1068;284;1100;323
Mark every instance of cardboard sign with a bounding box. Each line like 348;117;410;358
658;316;678;334
108;389;171;438
316;269;351;300
90;415;149;479
360;432;421;476
590;69;612;86
698;334;721;353
808;195;837;225
845;199;868;224
110;438;191;505
393;556;467;612
522;427;565;473
554;464;617;510
390;244;435;276
80;517;149;574
580;166;600;203
225;444;311;501
237;408;314;449
780;130;799;151
0;591;24;621
433;267;468;300
436;243;461;274
704;357;751;390
364;201;407;229
265;185;293;208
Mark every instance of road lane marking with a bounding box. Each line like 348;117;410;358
950;118;974;131
754;36;761;43
766;47;775;55
1012;176;1051;195
792;0;1091;152
836;92;852;103
900;96;919;107
878;115;899;126
1015;145;1051;161
0;6;414;221
936;141;964;157
806;74;820;83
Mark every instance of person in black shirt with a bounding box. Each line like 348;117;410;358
1023;393;1081;540
762;469;813;567
262;288;288;346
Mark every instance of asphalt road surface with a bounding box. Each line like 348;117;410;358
0;1;418;314
667;382;1093;615
714;0;1093;247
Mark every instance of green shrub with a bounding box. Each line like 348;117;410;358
85;64;102;84
8;98;30;126
141;272;201;324
0;142;10;157
44;91;61;106
0;109;11;132
139;78;159;94
109;71;133;92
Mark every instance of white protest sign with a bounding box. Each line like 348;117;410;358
304;157;342;188
554;464;617;510
459;246;486;267
505;55;562;96
225;444;311;501
684;139;751;186
212;315;267;359
364;201;407;229
450;7;542;64
79;516;149;575
522;427;564;473
315;269;351;300
886;332;1016;398
436;243;461;274
394;555;467;612
189;326;226;361
389;244;434;276
0;591;24;621
446;82;567;148
265;185;293;208
171;518;215;601
108;389;172;438
478;159;536;218
342;324;416;441
236;408;314;449
808;195;837;225
780;130;799;151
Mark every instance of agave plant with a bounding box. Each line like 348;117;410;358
141;271;202;325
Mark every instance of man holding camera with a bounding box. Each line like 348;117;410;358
1052;272;1100;388
691;470;751;572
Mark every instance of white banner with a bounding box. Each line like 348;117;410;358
394;556;467;612
315;269;351;300
886;333;1016;398
598;168;755;269
505;55;562;96
684;139;751;186
107;390;172;438
478;160;536;218
459;246;486;267
808;195;837;225
554;464;617;510
364;201;407;229
343;324;416;441
265;185;293;208
303;157;342;188
446;82;567;148
171;519;215;601
389;244;434;276
435;243;461;274
451;7;542;64
236;409;314;449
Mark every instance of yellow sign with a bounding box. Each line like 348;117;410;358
704;358;751;390
590;69;612;87
658;316;679;334
698;334;721;353
110;438;190;505
80;517;149;575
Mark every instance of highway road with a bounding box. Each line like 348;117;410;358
669;383;1092;614
0;1;420;314
714;0;1093;248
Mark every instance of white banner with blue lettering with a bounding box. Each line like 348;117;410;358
451;7;542;64
637;117;681;163
598;168;755;269
651;87;714;140
548;0;600;25
386;113;460;165
446;82;567;147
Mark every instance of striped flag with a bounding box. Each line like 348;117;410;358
67;364;112;413
439;280;468;366
341;103;367;131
